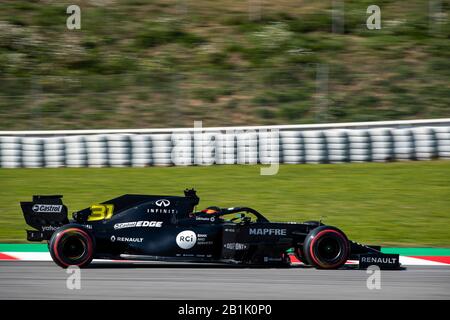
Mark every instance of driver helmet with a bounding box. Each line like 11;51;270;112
201;206;221;214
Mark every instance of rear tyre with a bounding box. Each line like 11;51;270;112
302;226;349;269
49;225;95;268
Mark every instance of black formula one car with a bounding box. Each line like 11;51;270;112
21;189;400;269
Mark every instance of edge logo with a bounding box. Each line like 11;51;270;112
156;199;170;207
176;230;197;250
32;204;62;213
114;221;163;230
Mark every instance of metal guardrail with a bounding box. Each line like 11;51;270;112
1;118;450;136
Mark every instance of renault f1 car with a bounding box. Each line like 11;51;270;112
21;189;400;269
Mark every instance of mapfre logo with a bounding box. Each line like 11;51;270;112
176;230;197;250
156;199;170;207
32;204;62;213
249;228;287;236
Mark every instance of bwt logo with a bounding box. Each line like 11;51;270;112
156;199;170;207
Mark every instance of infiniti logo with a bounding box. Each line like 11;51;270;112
156;199;170;207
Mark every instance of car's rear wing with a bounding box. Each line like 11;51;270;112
21;195;69;241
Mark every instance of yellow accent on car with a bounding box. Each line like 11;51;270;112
88;204;114;221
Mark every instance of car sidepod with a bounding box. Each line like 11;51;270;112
221;223;307;265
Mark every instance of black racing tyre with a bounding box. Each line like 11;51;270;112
49;225;95;269
293;222;323;263
302;226;349;269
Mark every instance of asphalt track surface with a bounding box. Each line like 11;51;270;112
1;261;449;299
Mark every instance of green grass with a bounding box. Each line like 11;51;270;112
1;161;449;246
0;0;449;129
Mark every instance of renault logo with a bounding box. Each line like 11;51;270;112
156;199;170;207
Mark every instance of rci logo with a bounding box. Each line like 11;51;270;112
176;230;197;249
156;199;170;207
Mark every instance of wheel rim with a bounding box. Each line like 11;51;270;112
52;228;93;267
61;234;86;261
309;229;349;268
316;236;342;262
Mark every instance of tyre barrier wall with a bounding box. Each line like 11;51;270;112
1;120;450;168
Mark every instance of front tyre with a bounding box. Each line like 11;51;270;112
302;226;349;269
49;225;95;268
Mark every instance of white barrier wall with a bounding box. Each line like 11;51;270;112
1;119;450;168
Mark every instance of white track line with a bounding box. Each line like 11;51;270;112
1;252;449;266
